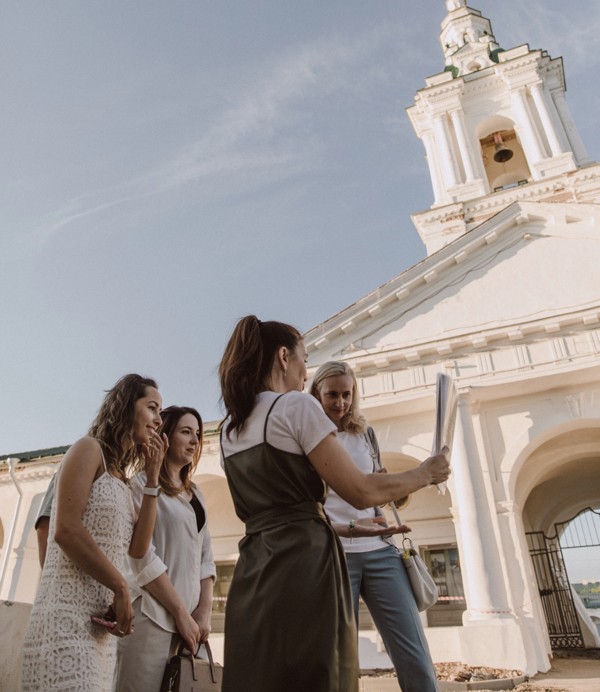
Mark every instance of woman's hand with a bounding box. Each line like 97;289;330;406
334;516;411;538
356;517;410;537
420;446;451;485
142;432;169;486
175;611;201;653
110;585;134;637
191;608;212;644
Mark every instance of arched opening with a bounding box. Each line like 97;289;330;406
477;117;531;192
516;427;600;649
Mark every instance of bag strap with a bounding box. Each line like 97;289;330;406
175;640;219;683
362;427;398;547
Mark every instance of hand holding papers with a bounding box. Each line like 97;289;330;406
431;373;458;494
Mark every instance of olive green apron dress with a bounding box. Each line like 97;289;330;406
220;394;358;692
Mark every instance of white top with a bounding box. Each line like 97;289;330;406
324;431;386;553
126;473;216;633
220;390;336;458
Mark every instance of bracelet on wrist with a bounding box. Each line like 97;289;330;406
349;519;356;542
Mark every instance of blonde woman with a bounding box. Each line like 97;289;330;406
311;361;440;692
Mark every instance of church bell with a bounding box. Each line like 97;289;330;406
493;132;514;163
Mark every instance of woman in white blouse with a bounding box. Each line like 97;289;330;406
116;406;216;692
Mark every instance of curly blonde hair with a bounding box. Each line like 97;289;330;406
309;361;367;434
88;373;158;481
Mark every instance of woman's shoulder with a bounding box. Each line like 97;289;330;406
275;391;336;442
62;436;103;463
279;390;325;412
70;435;101;451
256;390;324;421
58;437;105;480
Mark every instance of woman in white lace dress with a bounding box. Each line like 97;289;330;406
21;373;168;692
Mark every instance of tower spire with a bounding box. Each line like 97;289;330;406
406;2;592;255
440;0;500;77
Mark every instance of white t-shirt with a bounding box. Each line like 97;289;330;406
220;390;336;458
325;431;386;554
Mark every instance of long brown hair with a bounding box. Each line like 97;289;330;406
88;373;158;481
158;406;203;497
219;315;301;437
309;360;367;434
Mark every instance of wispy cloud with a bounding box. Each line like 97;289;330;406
495;1;600;72
29;22;413;244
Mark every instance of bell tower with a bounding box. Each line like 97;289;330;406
408;0;595;254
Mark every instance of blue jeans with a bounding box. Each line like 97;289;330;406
346;545;439;692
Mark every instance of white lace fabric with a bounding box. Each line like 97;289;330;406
21;472;134;691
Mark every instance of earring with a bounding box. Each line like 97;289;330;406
283;368;288;378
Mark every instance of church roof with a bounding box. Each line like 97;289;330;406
305;199;600;372
0;446;70;462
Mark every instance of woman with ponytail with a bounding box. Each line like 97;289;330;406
218;315;450;692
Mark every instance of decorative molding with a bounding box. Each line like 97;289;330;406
551;338;569;362
477;352;493;375
0;464;57;486
514;344;530;370
496;501;519;516
565;393;582;418
348;325;600;407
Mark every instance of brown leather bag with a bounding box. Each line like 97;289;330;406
160;640;223;692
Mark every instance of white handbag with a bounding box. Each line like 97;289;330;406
401;536;439;611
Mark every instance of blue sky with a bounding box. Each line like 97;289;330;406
2;0;600;455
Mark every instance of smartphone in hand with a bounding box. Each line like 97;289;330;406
90;615;116;629
91;605;116;629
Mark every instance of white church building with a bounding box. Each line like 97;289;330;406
1;0;599;683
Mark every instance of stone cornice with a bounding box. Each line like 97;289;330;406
340;330;600;414
309;307;600;375
497;50;548;87
0;458;61;485
412;165;600;238
307;198;600;352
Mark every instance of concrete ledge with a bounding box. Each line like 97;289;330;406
360;675;528;691
439;676;528;690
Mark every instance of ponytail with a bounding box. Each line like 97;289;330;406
219;315;301;437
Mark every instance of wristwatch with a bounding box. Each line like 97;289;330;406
142;485;161;497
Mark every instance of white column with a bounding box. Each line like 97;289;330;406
529;82;566;156
510;87;545;164
450;394;511;621
422;130;446;203
433;114;460;187
450;109;477;182
552;90;591;165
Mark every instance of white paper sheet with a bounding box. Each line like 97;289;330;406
431;372;458;494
